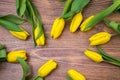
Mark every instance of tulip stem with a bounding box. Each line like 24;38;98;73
97;46;120;67
111;33;119;37
31;75;39;80
104;60;120;67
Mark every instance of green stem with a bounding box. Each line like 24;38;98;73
96;46;120;66
104;60;120;66
31;75;39;80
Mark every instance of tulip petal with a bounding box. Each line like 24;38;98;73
84;49;103;63
38;59;57;77
70;13;83;32
89;32;111;46
68;69;86;80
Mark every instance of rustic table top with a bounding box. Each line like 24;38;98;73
0;0;120;80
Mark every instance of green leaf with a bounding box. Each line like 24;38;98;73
36;77;43;80
104;20;111;27
0;14;25;25
96;46;120;66
0;49;7;61
83;1;120;31
30;75;43;80
71;0;90;13
61;11;74;20
0;18;23;31
59;0;66;2
113;0;120;13
65;75;73;80
61;0;90;19
0;44;4;50
16;0;20;12
104;20;120;34
16;0;27;17
62;0;73;16
17;57;30;80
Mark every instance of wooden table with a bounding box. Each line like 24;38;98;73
0;0;120;80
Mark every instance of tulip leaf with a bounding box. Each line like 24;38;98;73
96;46;120;66
71;0;90;13
0;44;4;50
35;77;43;80
113;0;120;13
0;14;25;25
61;11;75;19
0;18;23;32
30;75;43;80
16;0;27;17
59;0;66;2
65;75;73;80
0;49;7;61
61;0;90;19
62;0;73;16
83;1;120;31
17;57;30;80
104;20;120;34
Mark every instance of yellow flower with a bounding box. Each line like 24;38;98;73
89;32;111;46
70;12;83;32
50;17;65;39
68;69;86;80
84;49;103;63
38;59;57;77
34;26;45;46
7;50;27;63
9;28;29;40
80;16;94;32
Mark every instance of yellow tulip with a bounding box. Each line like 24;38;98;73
70;12;83;32
38;59;57;77
68;69;86;80
7;50;27;63
84;49;103;63
9;28;29;40
34;26;45;46
89;32;111;46
80;16;94;32
50;17;65;39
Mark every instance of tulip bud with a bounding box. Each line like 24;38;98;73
80;16;94;32
34;26;45;46
50;17;65;39
68;69;86;80
9;28;29;40
7;50;27;62
84;49;103;63
38;59;57;77
70;13;83;32
89;32;111;46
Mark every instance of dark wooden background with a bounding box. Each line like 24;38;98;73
0;0;120;80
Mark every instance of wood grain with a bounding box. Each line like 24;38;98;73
0;0;120;80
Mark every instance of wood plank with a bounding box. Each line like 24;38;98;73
0;0;120;80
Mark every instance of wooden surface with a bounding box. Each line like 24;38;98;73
0;0;120;80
